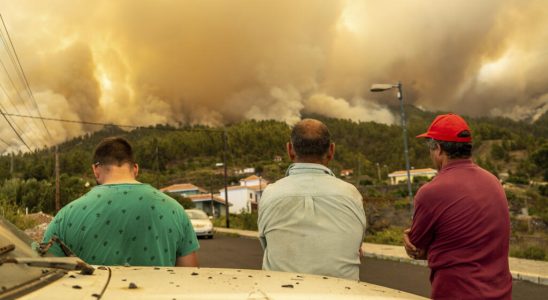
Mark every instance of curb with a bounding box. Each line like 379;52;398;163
214;227;548;286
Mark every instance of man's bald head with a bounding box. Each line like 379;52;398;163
290;119;331;160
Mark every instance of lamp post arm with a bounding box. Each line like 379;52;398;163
398;82;414;212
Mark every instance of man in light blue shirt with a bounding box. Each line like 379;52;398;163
258;119;366;280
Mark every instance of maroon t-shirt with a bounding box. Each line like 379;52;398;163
409;159;512;299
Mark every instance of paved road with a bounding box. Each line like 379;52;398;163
198;234;547;299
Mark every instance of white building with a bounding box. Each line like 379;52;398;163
388;168;437;185
219;175;268;214
160;183;228;217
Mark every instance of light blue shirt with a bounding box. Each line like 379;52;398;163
258;163;366;280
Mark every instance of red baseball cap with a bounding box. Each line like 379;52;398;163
416;113;472;142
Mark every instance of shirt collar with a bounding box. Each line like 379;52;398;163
440;158;474;173
285;163;335;177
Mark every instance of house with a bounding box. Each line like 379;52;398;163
187;194;228;217
388;168;437;185
235;167;256;175
161;183;228;217
340;169;353;177
160;183;207;197
219;175;269;214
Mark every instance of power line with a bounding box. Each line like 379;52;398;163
1;112;226;151
0;54;43;139
0;17;49;147
0;55;46;148
0;83;33;148
4;113;140;128
3;112;225;132
0;136;9;146
0;107;31;151
0;14;52;140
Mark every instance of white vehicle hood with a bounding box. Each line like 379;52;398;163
21;266;426;300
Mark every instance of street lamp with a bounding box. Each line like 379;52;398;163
370;82;414;211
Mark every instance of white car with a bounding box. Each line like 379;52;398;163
0;216;426;299
186;209;214;239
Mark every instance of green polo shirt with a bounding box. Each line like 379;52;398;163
43;183;199;266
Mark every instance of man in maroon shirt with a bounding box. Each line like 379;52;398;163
404;113;512;299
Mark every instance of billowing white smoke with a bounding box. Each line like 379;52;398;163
0;0;547;151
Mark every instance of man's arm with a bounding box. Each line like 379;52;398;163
42;213;67;257
176;251;198;267
403;228;427;259
403;191;435;260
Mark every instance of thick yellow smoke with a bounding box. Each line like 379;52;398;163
0;0;547;150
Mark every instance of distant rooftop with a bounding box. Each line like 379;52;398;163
160;183;207;193
388;168;437;177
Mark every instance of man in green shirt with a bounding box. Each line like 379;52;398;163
43;137;199;266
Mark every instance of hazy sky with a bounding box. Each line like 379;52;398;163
0;0;547;150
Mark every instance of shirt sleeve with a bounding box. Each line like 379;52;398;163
257;187;270;250
409;190;436;251
42;212;67;257
176;210;200;257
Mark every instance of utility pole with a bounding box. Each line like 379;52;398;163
257;174;263;208
223;129;230;228
209;175;215;217
397;82;414;212
356;158;361;187
55;146;60;212
376;162;381;182
10;153;14;177
155;141;160;188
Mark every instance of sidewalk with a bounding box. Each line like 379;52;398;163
214;227;548;286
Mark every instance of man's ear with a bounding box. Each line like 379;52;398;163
326;143;335;161
287;142;296;161
435;143;443;156
92;164;100;179
133;163;139;178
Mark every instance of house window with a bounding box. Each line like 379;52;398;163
249;193;253;199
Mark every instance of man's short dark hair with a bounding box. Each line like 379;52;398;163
93;137;135;166
290;119;331;158
428;138;472;159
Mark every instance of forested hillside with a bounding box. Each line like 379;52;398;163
0;107;546;225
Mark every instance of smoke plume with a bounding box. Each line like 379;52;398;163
0;0;547;151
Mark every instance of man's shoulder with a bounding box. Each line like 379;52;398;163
62;190;96;210
263;173;360;200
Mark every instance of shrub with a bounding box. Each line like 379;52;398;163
394;199;411;210
510;246;547;261
213;212;258;231
364;226;404;246
0;203;36;230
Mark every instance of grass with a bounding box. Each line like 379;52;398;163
1;203;37;230
364;226;404;246
213;212;258;231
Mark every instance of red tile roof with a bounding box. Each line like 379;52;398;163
241;175;260;181
160;183;207;193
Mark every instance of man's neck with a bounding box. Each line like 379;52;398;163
293;158;328;167
440;157;471;170
97;170;140;185
99;178;140;185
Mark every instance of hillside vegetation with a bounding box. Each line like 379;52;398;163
0;107;547;259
